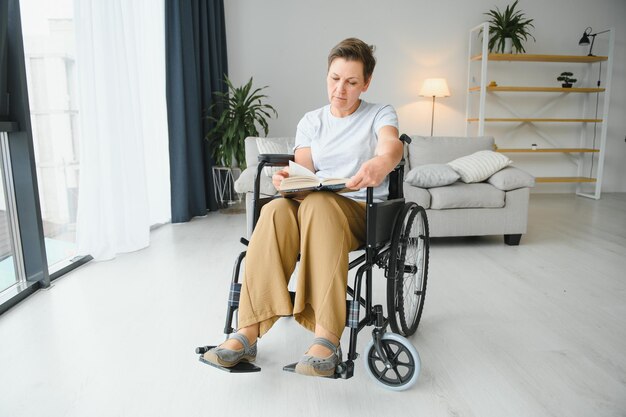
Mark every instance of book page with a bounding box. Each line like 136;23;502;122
320;178;349;186
279;176;320;189
288;160;317;179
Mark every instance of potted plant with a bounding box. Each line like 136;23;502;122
205;76;278;169
557;71;577;88
484;0;535;54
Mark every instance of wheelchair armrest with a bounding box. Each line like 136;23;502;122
252;154;294;230
258;153;294;166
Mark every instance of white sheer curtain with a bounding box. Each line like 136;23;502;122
74;0;171;261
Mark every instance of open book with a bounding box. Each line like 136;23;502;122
278;161;351;198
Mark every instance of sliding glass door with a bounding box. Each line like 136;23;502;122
19;0;80;273
0;135;20;293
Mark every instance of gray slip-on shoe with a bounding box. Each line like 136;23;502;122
202;333;257;368
295;337;342;377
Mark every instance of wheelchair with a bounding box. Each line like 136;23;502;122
196;134;430;391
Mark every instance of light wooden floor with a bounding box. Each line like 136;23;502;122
1;194;625;417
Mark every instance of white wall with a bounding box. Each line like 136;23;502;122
224;0;626;192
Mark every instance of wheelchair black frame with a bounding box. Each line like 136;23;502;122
222;135;413;379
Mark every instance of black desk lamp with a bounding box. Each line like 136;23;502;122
578;27;610;56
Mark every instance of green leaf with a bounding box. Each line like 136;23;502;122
203;75;279;168
484;1;535;53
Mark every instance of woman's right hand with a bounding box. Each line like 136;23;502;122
272;169;289;189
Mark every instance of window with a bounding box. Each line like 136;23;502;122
20;0;80;273
0;135;22;293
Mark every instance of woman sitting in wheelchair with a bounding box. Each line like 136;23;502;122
203;37;403;377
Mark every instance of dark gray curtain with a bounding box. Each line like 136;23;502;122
165;0;228;222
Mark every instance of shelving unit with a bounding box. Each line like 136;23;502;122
495;148;599;153
469;86;605;93
469;53;608;63
466;23;614;199
467;118;602;123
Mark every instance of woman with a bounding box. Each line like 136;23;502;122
203;38;403;377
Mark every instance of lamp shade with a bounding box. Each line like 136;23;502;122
419;78;450;97
579;27;592;45
578;32;590;46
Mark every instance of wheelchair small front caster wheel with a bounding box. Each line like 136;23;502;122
363;333;420;391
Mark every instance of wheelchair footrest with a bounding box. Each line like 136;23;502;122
282;362;344;379
196;345;261;373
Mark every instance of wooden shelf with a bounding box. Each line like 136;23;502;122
469;86;605;93
535;177;597;183
470;53;608;63
496;148;599;153
466;25;614;199
467;118;603;123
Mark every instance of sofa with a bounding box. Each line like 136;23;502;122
235;136;296;237
234;135;534;245
403;136;534;245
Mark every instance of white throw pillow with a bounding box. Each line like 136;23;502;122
405;164;460;188
256;137;294;176
447;150;512;183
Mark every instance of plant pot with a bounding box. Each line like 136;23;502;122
503;38;513;54
562;83;573;88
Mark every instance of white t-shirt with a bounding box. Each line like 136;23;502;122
294;100;399;201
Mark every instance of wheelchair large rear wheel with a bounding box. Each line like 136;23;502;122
387;203;429;337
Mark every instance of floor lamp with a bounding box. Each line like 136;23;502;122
419;78;450;136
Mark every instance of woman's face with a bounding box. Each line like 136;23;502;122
327;57;371;117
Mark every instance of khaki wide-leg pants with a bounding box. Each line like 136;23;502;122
237;192;367;339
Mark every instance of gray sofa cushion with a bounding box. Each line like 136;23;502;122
402;183;431;209
429;182;505;209
405;164;459;188
407;136;495;169
487;166;535;191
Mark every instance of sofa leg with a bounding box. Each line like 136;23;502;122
504;234;522;246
